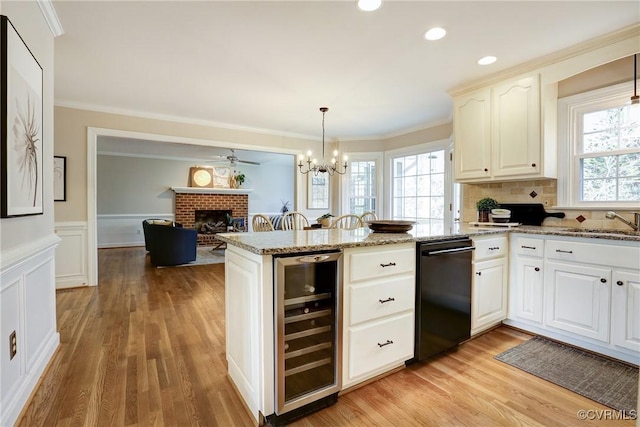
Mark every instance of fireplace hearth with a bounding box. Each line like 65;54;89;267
195;209;232;234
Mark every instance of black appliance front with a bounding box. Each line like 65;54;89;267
414;239;474;361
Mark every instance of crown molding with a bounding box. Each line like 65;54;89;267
449;23;640;97
37;0;64;37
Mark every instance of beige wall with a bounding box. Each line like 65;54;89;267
385;122;453;150
558;55;635;98
54;106;320;221
0;2;55;252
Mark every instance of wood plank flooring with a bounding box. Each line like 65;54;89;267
17;247;636;426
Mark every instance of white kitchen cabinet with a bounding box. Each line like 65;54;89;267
342;243;415;389
510;235;544;324
471;235;508;335
611;270;640;352
453;88;491;181
544;261;611;343
453;74;554;183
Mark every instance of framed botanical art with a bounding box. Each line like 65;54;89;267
53;156;66;201
1;15;44;217
212;166;231;188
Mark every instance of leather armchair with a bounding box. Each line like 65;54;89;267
143;221;197;267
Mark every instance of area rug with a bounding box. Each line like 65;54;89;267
495;336;638;413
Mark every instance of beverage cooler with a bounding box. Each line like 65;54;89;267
268;251;342;426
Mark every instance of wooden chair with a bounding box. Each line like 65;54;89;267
252;214;275;232
360;212;378;223
281;212;310;230
330;214;363;230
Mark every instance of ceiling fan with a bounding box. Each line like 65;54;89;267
208;149;261;166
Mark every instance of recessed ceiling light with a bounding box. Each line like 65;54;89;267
357;0;382;12
424;27;447;41
477;56;497;65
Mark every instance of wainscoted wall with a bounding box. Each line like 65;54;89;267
96;214;174;248
463;179;638;230
54;222;90;288
0;236;60;427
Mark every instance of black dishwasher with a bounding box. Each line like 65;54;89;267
414;238;474;361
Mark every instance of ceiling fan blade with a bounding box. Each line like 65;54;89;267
238;159;261;165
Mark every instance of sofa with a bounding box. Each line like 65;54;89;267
142;219;197;267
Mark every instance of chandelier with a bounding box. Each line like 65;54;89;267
298;107;348;176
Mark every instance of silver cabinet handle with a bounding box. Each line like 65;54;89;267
555;249;573;254
380;262;396;267
379;297;395;304
377;340;393;348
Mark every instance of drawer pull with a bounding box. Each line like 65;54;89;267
379;297;395;304
380;262;397;268
521;245;537;250
600;278;607;283
377;340;394;348
534;267;540;272
617;280;624;286
489;247;500;251
555;249;573;254
476;271;482;276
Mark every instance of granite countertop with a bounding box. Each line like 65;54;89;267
216;223;640;255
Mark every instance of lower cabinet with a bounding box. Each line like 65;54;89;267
472;258;508;334
342;243;415;389
471;235;508;335
513;257;544;323
544;261;611;343
611;270;640;352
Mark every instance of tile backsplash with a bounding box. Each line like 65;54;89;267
463;179;638;230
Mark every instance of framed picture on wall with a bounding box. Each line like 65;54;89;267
189;166;214;188
212;166;231;188
1;15;44;217
307;173;329;209
53;156;66;201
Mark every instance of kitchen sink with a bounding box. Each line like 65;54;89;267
563;228;640;237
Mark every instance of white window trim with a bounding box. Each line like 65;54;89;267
384;138;452;224
557;80;638;209
340;152;384;217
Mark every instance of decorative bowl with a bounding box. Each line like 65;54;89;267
366;220;416;233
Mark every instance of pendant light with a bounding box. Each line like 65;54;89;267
297;107;348;176
631;54;639;105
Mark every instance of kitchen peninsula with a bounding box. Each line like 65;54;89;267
216;226;639;424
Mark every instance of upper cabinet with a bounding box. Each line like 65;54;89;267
454;74;557;183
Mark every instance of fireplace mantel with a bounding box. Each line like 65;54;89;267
170;187;252;195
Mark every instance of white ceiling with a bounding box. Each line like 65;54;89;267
53;1;639;143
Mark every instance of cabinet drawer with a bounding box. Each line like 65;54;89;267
348;246;415;283
473;236;507;261
515;237;544;257
347;312;414;380
349;276;414;325
546;239;640;269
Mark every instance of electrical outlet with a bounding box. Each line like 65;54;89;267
9;331;16;360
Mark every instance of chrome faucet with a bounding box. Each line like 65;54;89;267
605;211;640;231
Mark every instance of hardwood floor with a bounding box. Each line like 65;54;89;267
17;247;635;426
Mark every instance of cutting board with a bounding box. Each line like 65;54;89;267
498;203;565;226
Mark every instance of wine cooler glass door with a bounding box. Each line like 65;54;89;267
275;252;342;415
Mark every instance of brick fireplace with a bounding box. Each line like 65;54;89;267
173;189;249;246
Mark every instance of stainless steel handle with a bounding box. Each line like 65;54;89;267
424;246;475;256
521;245;537;250
380;262;396;267
377;340;393;348
298;255;330;263
379;297;395;304
555;249;573;254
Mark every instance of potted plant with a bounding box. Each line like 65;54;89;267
234;171;245;188
316;213;333;228
476;197;499;222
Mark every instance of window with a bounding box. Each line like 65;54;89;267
389;145;448;233
558;82;640;207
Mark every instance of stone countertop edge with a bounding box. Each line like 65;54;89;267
215;224;640;255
